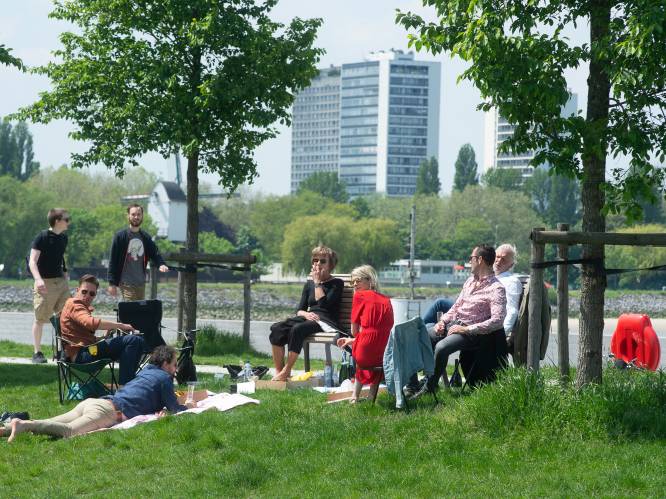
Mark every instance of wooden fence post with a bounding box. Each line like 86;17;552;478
527;227;545;372
556;223;570;384
243;262;251;345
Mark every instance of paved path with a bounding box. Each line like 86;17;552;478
1;312;665;368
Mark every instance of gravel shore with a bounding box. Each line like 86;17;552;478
3;283;666;319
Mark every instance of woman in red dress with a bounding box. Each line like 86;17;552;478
337;265;393;403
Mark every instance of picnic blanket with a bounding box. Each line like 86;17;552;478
109;392;260;431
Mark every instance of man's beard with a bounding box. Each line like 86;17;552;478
129;220;142;227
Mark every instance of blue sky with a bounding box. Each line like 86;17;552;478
1;0;597;195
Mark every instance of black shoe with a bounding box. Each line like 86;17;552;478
403;384;417;399
32;352;47;364
410;376;438;400
0;411;30;423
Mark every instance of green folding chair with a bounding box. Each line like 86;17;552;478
50;315;118;404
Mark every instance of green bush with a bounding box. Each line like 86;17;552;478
195;325;249;356
460;367;666;440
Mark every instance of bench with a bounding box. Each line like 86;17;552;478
302;274;352;372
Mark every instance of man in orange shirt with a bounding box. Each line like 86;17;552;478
61;274;145;384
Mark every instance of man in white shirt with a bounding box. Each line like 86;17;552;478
494;243;523;336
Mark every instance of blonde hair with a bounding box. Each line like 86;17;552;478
311;245;338;270
351;265;379;291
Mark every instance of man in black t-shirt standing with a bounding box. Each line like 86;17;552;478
28;208;71;364
107;204;169;301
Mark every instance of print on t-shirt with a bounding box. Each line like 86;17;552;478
121;234;146;286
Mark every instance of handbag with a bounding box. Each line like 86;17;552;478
338;350;355;384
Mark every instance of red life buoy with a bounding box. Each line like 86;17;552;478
610;314;661;371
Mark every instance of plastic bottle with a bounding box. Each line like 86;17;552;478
243;360;252;382
324;364;333;388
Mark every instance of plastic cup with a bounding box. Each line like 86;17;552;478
185;381;197;404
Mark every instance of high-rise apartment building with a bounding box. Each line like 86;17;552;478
290;66;341;193
290;50;440;197
483;93;578;178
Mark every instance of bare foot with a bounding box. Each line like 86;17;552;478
7;419;29;443
349;398;358;404
271;369;290;382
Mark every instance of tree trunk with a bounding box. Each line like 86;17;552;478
183;153;199;333
576;0;611;387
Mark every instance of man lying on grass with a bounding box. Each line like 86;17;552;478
2;345;194;443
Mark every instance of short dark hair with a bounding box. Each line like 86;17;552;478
475;244;496;266
126;203;144;214
311;245;338;270
47;208;68;228
78;274;100;289
149;345;177;367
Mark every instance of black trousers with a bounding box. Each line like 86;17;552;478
269;317;323;354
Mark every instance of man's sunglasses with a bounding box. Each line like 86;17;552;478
312;258;328;264
62;217;71;223
80;289;97;297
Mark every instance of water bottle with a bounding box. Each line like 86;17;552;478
243;360;252;382
324;364;333;388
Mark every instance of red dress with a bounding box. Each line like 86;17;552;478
351;290;394;385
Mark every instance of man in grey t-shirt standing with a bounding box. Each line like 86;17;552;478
107;204;169;301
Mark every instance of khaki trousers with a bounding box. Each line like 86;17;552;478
119;283;146;301
17;398;118;438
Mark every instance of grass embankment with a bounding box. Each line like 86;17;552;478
1;351;665;496
0;326;324;372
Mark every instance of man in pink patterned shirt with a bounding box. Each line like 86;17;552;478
415;244;506;396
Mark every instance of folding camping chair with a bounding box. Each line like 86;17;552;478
116;299;166;368
50;315;118;404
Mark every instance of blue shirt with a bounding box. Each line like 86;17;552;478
104;364;186;419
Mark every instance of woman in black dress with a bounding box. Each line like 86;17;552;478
269;245;344;381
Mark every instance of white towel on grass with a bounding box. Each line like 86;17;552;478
109;393;260;430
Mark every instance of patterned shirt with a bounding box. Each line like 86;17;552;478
442;274;507;334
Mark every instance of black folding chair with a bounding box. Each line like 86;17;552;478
459;328;508;392
50;315;118;404
116;299;166;367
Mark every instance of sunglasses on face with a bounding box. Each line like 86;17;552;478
62;217;71;223
80;289;97;297
350;277;364;285
312;258;328;265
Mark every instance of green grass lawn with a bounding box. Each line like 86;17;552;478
2;360;665;497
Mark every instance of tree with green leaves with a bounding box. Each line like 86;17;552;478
524;167;581;228
452;143;478;192
297;171;348;203
481;167;523;192
398;0;666;386
18;0;323;332
0;44;22;69
415;157;440;195
0;120;40;181
281;214;402;274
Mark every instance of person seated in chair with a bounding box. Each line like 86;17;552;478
493;243;523;338
3;346;194;442
413;244;506;397
61;274;144;385
269;245;344;381
336;265;394;403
